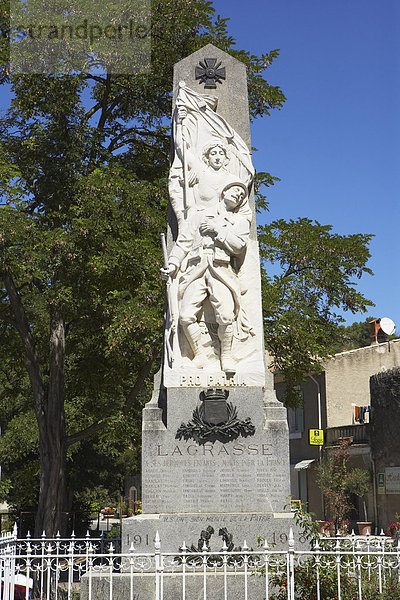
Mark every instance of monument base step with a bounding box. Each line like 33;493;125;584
81;571;269;600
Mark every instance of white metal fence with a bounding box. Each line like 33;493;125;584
1;526;399;600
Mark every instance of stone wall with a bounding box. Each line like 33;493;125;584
370;367;400;527
324;340;400;428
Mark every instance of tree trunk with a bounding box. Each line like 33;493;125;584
35;428;67;536
3;267;69;536
34;312;67;537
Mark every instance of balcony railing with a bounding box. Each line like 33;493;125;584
325;424;370;446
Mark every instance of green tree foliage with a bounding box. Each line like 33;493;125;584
259;219;374;404
0;0;285;535
334;317;375;351
332;316;398;354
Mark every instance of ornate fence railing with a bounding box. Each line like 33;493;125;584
0;527;399;600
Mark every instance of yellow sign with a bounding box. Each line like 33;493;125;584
309;429;324;445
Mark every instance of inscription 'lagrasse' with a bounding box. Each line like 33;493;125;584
157;442;272;457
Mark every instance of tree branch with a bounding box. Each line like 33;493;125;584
0;265;46;414
66;419;108;447
83;74;107;84
123;354;155;415
48;309;65;425
82;102;102;123
32;276;46;293
65;314;92;337
281;263;322;279
85;73;112;173
97;73;112;131
110;138;169;158
66;353;157;447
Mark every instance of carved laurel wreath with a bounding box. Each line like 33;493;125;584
175;526;255;567
176;402;255;445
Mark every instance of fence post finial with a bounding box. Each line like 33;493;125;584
155;531;161;551
288;528;294;548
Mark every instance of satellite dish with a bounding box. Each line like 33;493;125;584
380;317;396;336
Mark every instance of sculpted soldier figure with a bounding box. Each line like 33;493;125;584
162;81;261;377
162;181;254;375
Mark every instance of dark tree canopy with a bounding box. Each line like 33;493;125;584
0;0;286;534
0;0;373;531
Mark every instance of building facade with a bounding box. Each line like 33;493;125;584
275;338;400;532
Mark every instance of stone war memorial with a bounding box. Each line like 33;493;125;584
122;43;300;560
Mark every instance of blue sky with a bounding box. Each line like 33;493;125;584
1;0;398;329
215;0;400;328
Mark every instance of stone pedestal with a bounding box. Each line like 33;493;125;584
121;370;301;555
114;43;304;600
143;383;288;514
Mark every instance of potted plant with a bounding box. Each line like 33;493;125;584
101;506;117;519
346;467;372;535
316;438;353;534
316;437;371;535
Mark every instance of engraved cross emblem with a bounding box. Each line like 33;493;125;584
195;58;226;88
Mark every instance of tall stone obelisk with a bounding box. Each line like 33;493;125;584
123;44;297;554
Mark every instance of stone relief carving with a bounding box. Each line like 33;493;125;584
195;58;226;89
162;82;260;378
168;82;253;227
175;388;256;445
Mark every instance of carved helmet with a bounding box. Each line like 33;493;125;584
220;181;248;205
